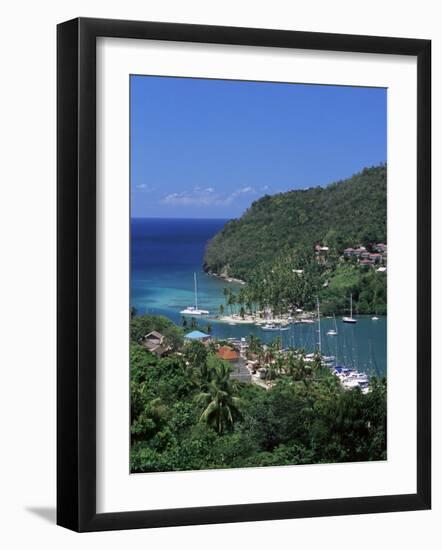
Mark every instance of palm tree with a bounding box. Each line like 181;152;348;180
263;338;283;380
264;337;280;365
196;360;241;434
237;287;246;314
246;335;263;367
274;353;286;378
292;349;308;381
312;351;323;371
184;340;208;372
219;303;225;316
247;334;261;355
284;350;298;377
223;287;229;307
227;290;236;315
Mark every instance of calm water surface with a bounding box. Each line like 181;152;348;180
131;218;387;377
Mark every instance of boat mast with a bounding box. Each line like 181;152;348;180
194;272;198;310
317;297;321;353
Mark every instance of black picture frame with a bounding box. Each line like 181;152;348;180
57;17;431;532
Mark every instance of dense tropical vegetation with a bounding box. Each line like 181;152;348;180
131;315;387;473
204;165;387;314
214;251;386;317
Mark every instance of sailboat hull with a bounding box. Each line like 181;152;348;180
343;295;356;324
180;308;209;315
342;317;357;324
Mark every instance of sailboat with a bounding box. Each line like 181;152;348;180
327;314;338;335
261;323;289;332
316;298;334;364
316;297;322;353
342;294;357;324
180;273;209;315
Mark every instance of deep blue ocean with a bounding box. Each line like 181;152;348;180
131;218;386;377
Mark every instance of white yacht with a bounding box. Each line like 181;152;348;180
261;323;280;331
342;294;357;324
180;273;209;315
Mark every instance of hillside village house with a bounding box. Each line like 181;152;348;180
369;252;383;263
314;244;329;264
217;345;251;383
374;243;387;253
344;243;387;267
217;345;240;363
140;331;169;356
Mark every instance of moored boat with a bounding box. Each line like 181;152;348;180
327;314;338;335
342;294;357;324
180;273;209;315
261;323;280;331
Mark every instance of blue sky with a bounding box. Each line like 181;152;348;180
130;75;386;219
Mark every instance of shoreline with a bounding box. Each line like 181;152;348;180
213;311;316;326
206;271;246;285
209;312;386;326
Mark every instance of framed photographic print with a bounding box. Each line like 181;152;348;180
57;17;431;532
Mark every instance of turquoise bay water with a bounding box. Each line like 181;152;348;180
131;218;386;377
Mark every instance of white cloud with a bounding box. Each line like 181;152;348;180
135;183;155;192
240;186;253;193
161;185;256;207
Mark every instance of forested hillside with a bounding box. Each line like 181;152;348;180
203;165;386;280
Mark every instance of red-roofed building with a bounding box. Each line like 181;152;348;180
217;346;240;362
353;247;367;257
369;253;383;263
